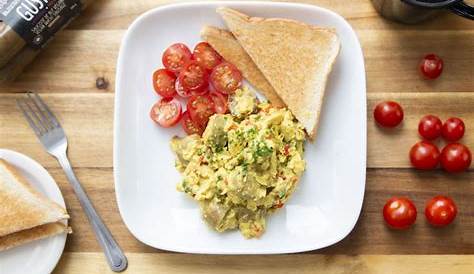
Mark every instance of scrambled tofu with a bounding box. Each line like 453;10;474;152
170;88;306;238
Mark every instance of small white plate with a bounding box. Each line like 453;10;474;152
114;1;366;254
0;149;67;274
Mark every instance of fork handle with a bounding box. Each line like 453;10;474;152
56;153;128;272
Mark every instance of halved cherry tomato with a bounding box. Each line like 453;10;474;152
178;61;209;94
209;91;229;114
175;77;191;98
409;141;440;170
419;54;443;80
418;115;442;140
193;42;222;71
383;197;417;229
187;95;216;128
442;117;465;142
152;69;177;98
162;43;192;73
150;98;182;128
425;196;457;227
210;62;242;95
440;143;471;173
182;111;204;135
373;101;404;128
191;88;209;97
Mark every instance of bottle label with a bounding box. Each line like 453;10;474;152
0;0;81;49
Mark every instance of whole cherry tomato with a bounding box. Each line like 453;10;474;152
419;54;443;80
409;141;440;170
442;117;465;142
440;143;471;173
374;101;404;128
383;197;417;229
425;196;457;227
418;115;442;140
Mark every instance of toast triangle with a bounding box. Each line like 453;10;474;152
0;159;69;237
217;7;340;140
0;222;70;251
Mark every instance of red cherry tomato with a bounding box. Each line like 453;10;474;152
409;141;440;170
373;101;404;128
425;196;457;227
440;143;471;173
150;98;182;128
175;77;191;98
162;43;192;74
418;115;442;140
152;69;177;98
182;111;204;136
187;95;216;128
193;42;222;71
209;91;229;114
383;197;417;229
178;61;209;94
210;62;243;95
442;117;465;142
191;88;209;97
419;54;443;80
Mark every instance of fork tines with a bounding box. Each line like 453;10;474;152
16;92;60;137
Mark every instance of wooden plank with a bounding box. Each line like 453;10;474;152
49;168;155;254
360;30;474;93
70;0;474;31
53;253;474;274
0;93;114;168
367;92;474;168
3;92;474;169
0;31;121;93
0;29;472;93
49;168;473;254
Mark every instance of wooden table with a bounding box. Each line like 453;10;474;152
1;0;473;273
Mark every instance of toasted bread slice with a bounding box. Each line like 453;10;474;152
201;25;285;108
217;8;340;140
0;222;70;251
0;159;69;237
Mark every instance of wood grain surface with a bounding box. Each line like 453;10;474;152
0;0;473;273
54;253;474;274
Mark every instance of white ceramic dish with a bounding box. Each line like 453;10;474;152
114;1;366;254
0;149;67;274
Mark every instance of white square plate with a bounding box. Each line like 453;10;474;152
114;1;366;254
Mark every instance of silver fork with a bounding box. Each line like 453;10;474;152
17;92;127;272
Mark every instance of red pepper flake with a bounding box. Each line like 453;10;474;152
283;144;290;156
274;201;284;209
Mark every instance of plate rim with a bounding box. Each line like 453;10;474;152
114;0;367;254
0;148;68;274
